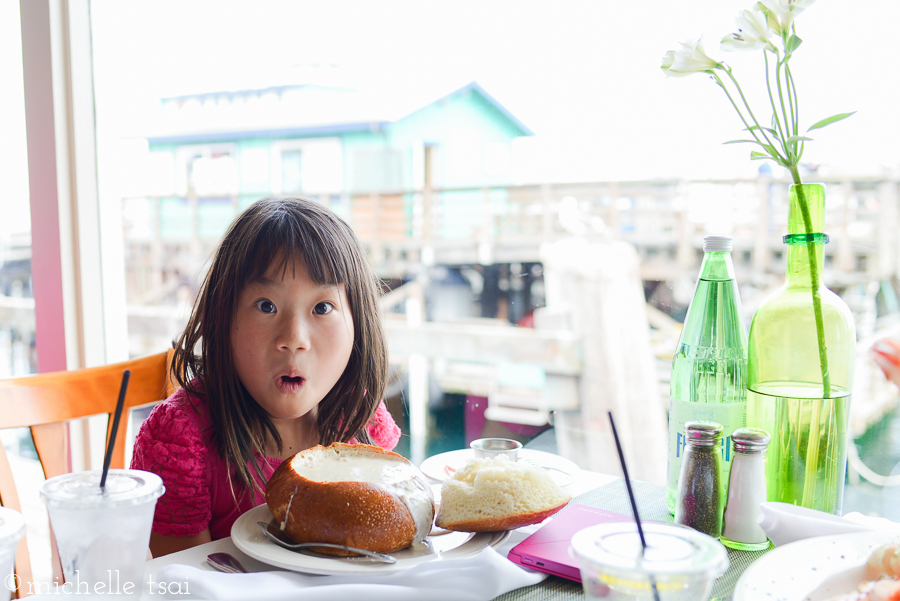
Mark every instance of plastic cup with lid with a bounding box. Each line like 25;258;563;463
570;521;729;600
40;469;164;599
0;507;25;601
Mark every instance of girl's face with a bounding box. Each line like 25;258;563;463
230;257;354;422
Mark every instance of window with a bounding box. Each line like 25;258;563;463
281;149;303;192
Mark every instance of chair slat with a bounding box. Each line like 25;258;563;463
32;423;70;479
1;439;33;599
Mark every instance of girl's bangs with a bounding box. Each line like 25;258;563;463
243;208;350;287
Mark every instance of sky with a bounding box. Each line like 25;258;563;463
4;0;900;237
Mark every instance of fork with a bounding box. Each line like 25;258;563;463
257;521;397;564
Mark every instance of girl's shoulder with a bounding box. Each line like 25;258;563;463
138;382;213;448
366;400;402;451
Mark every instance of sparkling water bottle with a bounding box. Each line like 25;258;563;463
666;235;748;515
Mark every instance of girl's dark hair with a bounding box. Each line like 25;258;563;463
171;196;388;496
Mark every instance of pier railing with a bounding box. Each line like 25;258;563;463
120;176;900;297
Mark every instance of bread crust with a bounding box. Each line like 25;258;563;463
265;443;434;555
436;498;570;532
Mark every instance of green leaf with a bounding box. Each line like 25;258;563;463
808;112;856;131
745;125;778;136
785;34;803;55
786;135;814;144
723;139;776;150
750;151;771;160
760;142;780;156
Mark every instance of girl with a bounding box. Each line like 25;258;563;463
131;196;401;557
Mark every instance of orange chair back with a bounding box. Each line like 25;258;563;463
0;350;177;598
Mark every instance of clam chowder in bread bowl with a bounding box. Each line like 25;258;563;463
265;443;435;555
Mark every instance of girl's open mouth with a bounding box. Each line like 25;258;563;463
277;375;305;393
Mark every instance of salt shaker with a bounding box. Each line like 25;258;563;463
674;421;725;538
721;427;771;550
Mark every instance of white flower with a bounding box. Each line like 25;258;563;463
721;8;776;51
661;38;721;78
759;0;815;33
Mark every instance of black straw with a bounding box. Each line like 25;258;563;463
608;411;660;601
608;411;648;548
100;370;131;490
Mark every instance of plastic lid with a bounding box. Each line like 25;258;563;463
703;236;733;253
684;421;723;447
731;428;770;454
571;522;729;579
0;506;26;549
40;469;164;509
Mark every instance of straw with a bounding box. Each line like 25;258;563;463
608;411;660;601
100;369;131;490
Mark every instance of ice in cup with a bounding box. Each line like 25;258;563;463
40;469;164;598
0;506;26;601
570;522;728;601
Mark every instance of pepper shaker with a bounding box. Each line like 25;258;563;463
721;428;771;550
674;421;725;538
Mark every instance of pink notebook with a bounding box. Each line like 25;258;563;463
507;504;633;582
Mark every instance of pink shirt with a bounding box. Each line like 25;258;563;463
130;386;402;540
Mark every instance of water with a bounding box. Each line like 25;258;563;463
666;276;747;514
747;382;850;515
50;504;153;598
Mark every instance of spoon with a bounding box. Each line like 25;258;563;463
257;521;397;564
206;552;248;574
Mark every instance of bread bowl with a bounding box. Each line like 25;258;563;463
435;454;571;532
265;443;435;556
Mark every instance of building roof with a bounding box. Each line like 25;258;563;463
144;81;532;145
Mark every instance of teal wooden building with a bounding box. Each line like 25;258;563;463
141;81;533;242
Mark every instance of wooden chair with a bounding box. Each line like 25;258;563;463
0;350;177;598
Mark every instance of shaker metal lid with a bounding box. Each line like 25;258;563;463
731;428;770;453
684;421;724;446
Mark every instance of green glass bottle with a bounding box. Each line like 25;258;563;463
666;236;748;515
746;183;855;515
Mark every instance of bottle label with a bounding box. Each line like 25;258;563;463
667;397;747;486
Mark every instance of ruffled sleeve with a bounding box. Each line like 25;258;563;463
366;400;401;451
130;391;212;537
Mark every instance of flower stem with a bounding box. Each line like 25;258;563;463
788;165;832;509
723;69;785;162
712;72;762;143
785;63;798;137
774;57;793;158
764;52;787;150
713;68;786;165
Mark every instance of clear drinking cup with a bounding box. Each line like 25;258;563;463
0;507;25;601
570;522;729;601
40;469;164;599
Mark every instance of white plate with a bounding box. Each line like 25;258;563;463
733;531;900;601
419;448;580;487
231;504;510;575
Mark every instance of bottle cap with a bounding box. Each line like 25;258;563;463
703;236;733;253
731;428;770;454
684;421;724;447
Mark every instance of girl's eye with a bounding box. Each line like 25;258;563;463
313;302;334;315
255;299;277;314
